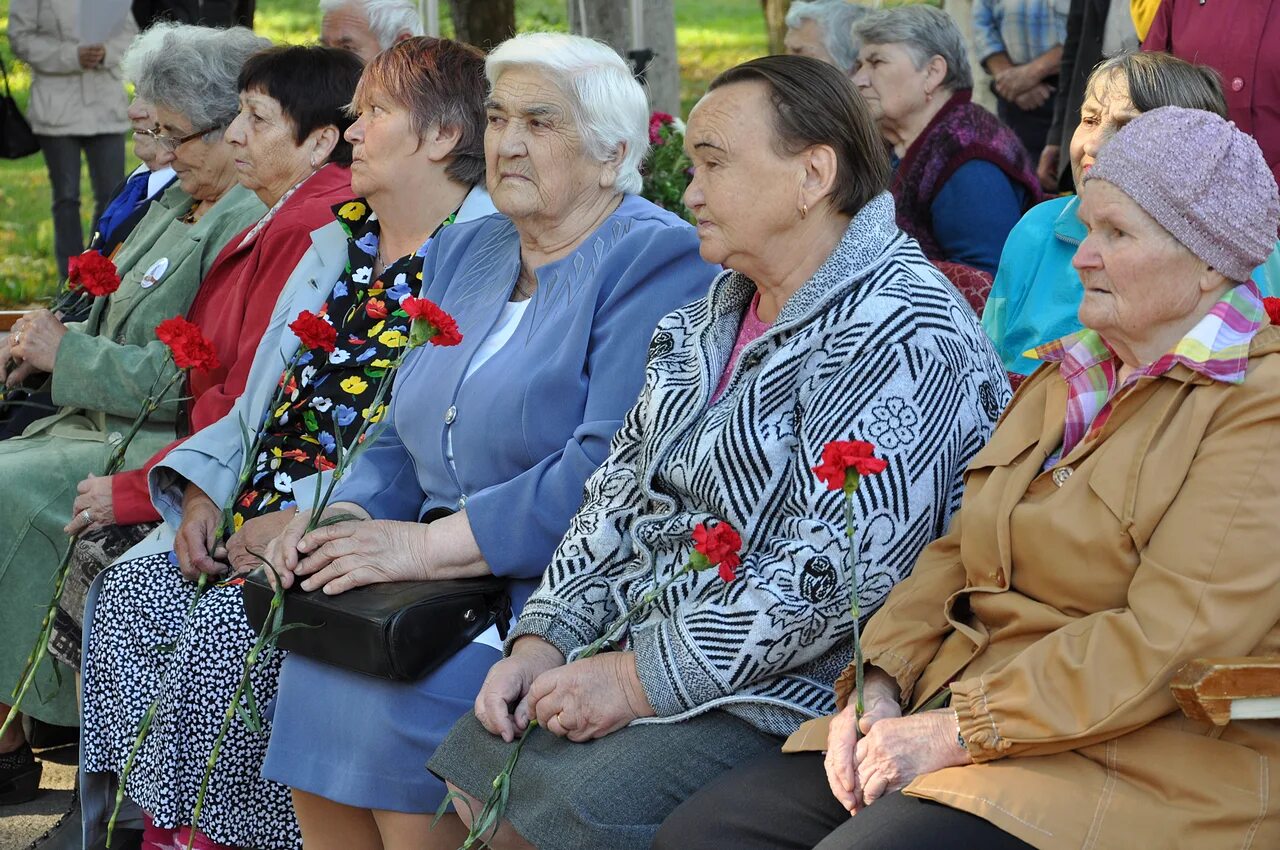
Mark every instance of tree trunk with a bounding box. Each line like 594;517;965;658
761;0;790;56
567;0;680;115
447;0;515;51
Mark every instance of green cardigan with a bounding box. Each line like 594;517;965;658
0;182;265;726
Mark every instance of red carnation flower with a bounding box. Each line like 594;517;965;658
403;297;462;347
691;521;743;582
68;250;121;298
648;111;675;145
289;310;337;353
1265;297;1280;327
155;316;221;373
813;440;887;493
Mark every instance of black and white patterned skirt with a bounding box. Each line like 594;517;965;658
81;552;301;850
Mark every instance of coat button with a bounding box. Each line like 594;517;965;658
1052;466;1073;487
1231;77;1245;92
457;494;467;509
995;572;1006;588
107;431;123;444
444;405;456;424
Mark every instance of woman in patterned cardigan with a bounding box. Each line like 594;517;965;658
429;55;1010;850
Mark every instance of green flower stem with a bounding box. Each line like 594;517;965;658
460;559;707;849
844;491;864;717
187;586;281;850
2;359;186;739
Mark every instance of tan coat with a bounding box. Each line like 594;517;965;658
8;0;136;136
789;326;1280;849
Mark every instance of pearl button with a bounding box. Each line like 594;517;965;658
457;494;467;509
1052;466;1073;487
1231;77;1245;92
444;405;456;424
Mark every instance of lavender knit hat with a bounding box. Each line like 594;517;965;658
1085;106;1280;282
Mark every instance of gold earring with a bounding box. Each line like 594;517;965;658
800;203;809;220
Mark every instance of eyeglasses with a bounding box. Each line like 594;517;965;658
138;123;222;153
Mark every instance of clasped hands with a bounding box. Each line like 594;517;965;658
824;670;971;815
474;635;656;744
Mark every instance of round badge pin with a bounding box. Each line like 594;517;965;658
140;257;170;289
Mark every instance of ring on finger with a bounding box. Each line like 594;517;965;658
80;509;92;524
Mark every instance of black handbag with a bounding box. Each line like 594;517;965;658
0;55;39;159
241;571;511;681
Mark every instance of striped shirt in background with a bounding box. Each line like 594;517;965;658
972;0;1070;66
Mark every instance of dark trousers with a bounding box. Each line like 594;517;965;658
36;133;125;280
995;87;1056;160
654;750;1036;850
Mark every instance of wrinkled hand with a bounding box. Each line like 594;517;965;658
1037;144;1061;192
173;484;228;580
1013;82;1053;111
824;677;901;814
526;652;656;743
290;516;434;594
854;710;971;808
9;310;66;378
994;63;1042;100
474;636;566;742
78;44;105;69
226;508;295;574
63;473;115;535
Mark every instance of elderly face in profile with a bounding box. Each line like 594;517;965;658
483;66;627;232
785;17;838;66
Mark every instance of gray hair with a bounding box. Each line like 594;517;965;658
486;33;649;196
317;0;424;50
784;0;870;72
132;25;271;131
855;4;973;92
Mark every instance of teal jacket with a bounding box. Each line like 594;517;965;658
982;195;1280;376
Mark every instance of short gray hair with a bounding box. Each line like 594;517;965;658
784;0;870;72
486;33;649;195
855;4;973;92
317;0;424;50
132;25;271;131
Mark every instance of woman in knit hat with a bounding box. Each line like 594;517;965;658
655;105;1280;850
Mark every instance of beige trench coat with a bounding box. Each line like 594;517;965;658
788;326;1280;849
8;0;135;136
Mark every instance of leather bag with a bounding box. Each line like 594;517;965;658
241;571;511;681
0;55;39;159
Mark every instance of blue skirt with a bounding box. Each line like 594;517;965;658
261;642;501;812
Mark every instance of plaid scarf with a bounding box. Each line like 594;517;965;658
1031;281;1265;467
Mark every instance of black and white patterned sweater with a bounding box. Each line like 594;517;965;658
509;192;1010;736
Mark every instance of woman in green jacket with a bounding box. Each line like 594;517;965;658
0;23;268;784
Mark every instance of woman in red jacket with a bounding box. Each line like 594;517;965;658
45;44;361;671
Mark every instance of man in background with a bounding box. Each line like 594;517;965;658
973;0;1069;156
319;0;423;64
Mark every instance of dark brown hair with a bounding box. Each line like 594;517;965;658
238;45;363;166
708;55;890;217
354;36;487;186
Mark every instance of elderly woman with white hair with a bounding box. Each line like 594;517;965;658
784;0;869;75
319;0;423;63
252;31;717;849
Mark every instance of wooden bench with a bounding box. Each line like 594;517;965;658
1172;658;1280;725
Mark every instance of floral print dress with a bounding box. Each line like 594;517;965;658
81;198;452;850
232;199;443;528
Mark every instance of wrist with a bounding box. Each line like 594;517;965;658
513;635;565;667
615;652;656;719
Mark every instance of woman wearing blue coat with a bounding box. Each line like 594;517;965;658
258;33;719;848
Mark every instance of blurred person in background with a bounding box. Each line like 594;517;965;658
972;0;1069;162
319;0;423;64
784;0;870;76
8;0;138;280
